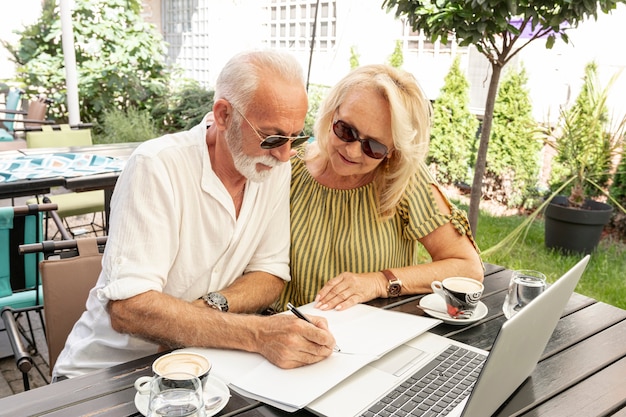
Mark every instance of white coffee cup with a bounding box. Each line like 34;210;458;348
431;277;484;319
135;352;211;395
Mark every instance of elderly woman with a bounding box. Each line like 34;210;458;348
276;64;483;312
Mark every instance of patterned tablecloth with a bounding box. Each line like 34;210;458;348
0;153;125;183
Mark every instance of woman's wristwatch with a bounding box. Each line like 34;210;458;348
381;269;402;297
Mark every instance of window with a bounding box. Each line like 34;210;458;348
162;0;212;85
404;24;457;56
264;0;336;52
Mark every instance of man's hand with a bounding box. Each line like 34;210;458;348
257;314;336;368
314;272;386;311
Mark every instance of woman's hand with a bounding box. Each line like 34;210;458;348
314;272;387;311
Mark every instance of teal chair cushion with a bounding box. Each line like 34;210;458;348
0;207;44;307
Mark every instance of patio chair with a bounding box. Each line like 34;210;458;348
0;87;24;140
0;95;55;142
0;202;66;388
1;236;105;390
25;125;106;238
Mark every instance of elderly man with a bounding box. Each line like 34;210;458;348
53;50;335;379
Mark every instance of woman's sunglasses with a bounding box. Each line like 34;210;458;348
332;120;389;159
233;106;310;149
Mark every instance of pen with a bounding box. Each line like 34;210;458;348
287;302;341;353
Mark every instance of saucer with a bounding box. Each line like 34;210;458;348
135;374;230;416
419;294;488;325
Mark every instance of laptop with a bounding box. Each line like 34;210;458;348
306;255;590;417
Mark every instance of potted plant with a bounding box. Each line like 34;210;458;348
541;62;626;254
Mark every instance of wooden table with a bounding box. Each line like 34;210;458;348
0;263;624;417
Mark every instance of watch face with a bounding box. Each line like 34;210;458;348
207;292;228;312
388;283;402;297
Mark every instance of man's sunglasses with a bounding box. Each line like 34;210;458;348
232;106;310;149
332;120;389;159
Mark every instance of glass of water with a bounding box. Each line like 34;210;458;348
502;269;547;319
148;372;205;417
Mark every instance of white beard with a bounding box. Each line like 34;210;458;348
225;123;280;182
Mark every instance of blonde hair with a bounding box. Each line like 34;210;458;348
312;64;432;220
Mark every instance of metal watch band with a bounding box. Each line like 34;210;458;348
202;292;229;312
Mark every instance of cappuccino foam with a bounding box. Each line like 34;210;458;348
154;353;210;378
444;279;482;294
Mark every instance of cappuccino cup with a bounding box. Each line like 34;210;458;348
431;277;484;319
134;351;211;395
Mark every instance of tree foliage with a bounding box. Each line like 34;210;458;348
2;0;169;125
382;0;625;234
428;56;477;186
151;77;214;134
487;65;540;208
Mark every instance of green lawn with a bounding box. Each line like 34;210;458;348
449;201;626;309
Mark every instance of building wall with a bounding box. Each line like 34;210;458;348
151;0;626;125
2;1;626;126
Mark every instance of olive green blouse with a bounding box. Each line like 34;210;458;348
274;157;478;311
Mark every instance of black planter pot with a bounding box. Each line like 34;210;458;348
544;196;613;254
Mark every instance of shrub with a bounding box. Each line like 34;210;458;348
151;78;214;134
349;46;360;70
305;84;330;137
428;56;478;186
387;40;404;68
94;107;159;144
486;65;540;208
545;62;619;205
609;155;626;240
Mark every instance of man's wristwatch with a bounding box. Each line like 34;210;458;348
202;292;229;312
381;269;402;297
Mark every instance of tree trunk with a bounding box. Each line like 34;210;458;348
468;63;504;235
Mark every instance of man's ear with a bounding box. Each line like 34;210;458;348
212;99;231;129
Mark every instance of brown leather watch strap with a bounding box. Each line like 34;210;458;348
381;269;402;297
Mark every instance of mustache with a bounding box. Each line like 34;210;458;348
253;154;282;167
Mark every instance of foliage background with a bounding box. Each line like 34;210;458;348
428;56;478;187
486;65;541;208
2;0;169;126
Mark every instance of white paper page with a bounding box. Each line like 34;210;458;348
230;351;374;411
178;347;264;385
179;304;440;412
297;303;440;356
227;303;440;411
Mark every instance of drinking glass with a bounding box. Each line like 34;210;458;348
147;372;205;417
502;270;547;319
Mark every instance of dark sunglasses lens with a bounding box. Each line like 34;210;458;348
260;136;289;149
291;136;310;147
334;120;387;159
363;140;388;159
333;121;357;142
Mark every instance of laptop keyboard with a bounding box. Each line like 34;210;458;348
360;345;486;417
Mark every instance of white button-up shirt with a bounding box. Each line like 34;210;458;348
54;115;291;377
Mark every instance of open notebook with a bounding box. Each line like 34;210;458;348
181;303;440;411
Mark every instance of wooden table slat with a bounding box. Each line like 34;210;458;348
518;356;626;417
495;319;626;417
542;302;626;360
